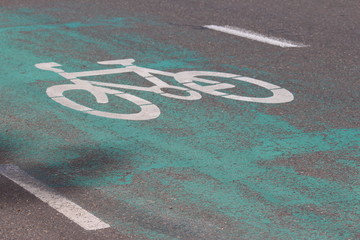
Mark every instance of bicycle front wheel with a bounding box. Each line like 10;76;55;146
174;71;294;104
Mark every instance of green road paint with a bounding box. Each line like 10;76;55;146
0;7;359;239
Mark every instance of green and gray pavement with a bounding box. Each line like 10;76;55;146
0;0;359;239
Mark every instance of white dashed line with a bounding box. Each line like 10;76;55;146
0;164;110;230
204;25;309;48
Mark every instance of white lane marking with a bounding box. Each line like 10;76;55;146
37;58;295;121
204;25;309;48
0;164;110;231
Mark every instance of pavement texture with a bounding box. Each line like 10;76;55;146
0;0;359;239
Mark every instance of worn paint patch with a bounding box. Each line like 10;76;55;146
0;7;359;240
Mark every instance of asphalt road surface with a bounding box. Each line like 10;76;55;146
0;0;359;239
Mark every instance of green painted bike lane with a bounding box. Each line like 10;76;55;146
0;7;359;239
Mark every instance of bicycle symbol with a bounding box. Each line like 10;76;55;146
35;59;294;121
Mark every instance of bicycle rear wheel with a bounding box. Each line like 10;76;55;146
46;84;160;120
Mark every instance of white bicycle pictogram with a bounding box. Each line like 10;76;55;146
35;59;294;121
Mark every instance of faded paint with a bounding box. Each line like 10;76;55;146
0;7;359;240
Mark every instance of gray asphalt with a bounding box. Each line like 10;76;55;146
1;0;359;239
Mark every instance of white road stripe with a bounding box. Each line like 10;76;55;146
204;25;309;48
0;164;110;231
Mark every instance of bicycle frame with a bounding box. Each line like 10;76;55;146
36;59;203;101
